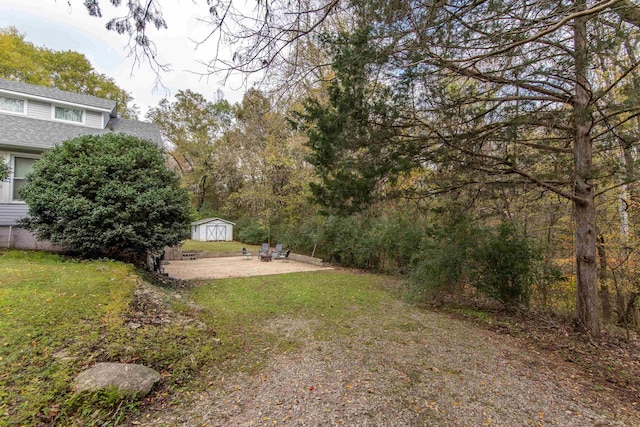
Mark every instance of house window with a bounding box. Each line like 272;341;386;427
12;156;37;202
0;96;25;113
54;106;83;123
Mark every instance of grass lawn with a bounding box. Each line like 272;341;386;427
188;271;399;369
0;250;217;426
1;249;402;426
180;240;261;253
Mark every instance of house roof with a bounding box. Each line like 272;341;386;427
0;79;117;113
106;118;163;146
0;113;162;152
191;217;236;226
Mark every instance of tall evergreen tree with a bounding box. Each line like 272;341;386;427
296;1;640;337
79;0;640;336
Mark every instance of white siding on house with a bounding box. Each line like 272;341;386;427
8;99;103;128
86;110;102;128
0;203;28;226
10;98;106;127
0;226;57;249
28;100;51;121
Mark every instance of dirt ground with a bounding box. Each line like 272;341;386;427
163;256;332;280
134;260;640;426
134;299;639;427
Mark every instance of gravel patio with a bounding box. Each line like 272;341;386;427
163;256;333;280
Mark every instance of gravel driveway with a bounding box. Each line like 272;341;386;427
135;298;637;426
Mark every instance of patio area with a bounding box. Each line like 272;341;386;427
162;256;332;280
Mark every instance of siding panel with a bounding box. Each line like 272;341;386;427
86;110;102;128
0;226;58;250
0;203;28;225
27;100;51;121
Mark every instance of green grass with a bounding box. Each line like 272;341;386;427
454;307;494;321
189;271;397;370
180;240;261;253
192;271;392;323
0;250;217;426
0;250;138;425
0;250;403;425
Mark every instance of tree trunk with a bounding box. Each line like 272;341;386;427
197;174;207;211
623;39;640;238
597;234;611;322
621;292;640;326
573;1;601;337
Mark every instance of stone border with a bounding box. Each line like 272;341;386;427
163;246;325;266
288;253;325;267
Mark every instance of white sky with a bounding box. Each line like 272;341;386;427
0;0;253;118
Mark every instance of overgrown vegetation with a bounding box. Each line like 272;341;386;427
271;205;568;314
235;216;270;244
469;223;538;308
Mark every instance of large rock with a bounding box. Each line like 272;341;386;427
74;363;161;397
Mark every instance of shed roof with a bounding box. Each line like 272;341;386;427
191;217;236;226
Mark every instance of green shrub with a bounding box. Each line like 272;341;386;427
409;218;477;299
194;208;225;221
236;217;269;244
471;223;538;308
0;161;8;181
272;205;538;309
272;215;326;257
19;134;191;265
275;206;429;271
408;218;539;308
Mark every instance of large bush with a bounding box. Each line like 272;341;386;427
470;223;538;308
276;204;539;308
274;206;429;272
410;219;538;308
235;216;269;244
19;134;191;265
409;218;477;299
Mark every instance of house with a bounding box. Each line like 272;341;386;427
191;218;235;242
0;78;162;249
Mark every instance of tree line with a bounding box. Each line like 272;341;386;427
10;0;640;336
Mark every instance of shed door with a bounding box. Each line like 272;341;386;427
206;225;226;241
